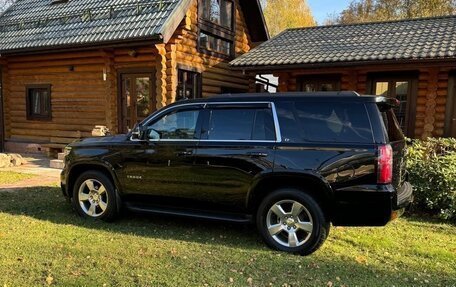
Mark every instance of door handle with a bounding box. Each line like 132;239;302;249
247;152;268;157
176;151;193;157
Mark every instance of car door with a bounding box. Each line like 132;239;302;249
121;104;203;206
194;102;278;213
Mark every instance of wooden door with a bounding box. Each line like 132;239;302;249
119;72;156;133
369;75;418;137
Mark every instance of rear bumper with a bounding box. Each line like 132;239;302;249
332;182;413;226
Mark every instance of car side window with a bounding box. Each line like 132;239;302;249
276;101;373;143
146;109;200;140
207;107;276;141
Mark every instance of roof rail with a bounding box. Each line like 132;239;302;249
337;91;360;97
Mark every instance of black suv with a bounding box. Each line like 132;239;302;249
61;92;413;255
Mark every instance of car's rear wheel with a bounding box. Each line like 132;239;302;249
256;188;329;255
72;171;118;221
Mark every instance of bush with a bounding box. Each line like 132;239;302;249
406;138;456;222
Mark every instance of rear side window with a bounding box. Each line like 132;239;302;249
276;101;373;143
207;108;276;141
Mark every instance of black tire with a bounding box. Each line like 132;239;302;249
72;171;118;222
256;188;330;256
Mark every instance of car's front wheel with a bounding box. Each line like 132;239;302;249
256;188;330;255
72;171;118;221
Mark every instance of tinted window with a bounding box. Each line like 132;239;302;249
207;108;275;141
276;101;373;143
147;109;200;140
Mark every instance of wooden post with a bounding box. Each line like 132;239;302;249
0;60;4;151
278;73;290;92
165;44;178;105
2;59;11;141
348;69;358;91
422;68;439;139
101;49;115;132
155;44;167;109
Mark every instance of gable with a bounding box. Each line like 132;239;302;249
0;0;267;55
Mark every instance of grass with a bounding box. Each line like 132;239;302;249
0;186;455;287
0;171;35;185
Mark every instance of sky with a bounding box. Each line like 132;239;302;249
307;0;352;24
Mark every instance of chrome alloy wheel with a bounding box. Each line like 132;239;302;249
266;200;314;248
78;179;109;218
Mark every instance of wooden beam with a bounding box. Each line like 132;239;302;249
155;44;167;109
422;68;440;139
102;49;115;131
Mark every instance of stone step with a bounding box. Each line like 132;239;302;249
50;159;65;170
57;152;65;160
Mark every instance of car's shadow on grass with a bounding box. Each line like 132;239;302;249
0;186;265;250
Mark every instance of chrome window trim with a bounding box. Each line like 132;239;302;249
132;101;283;143
130;103;204;142
270;102;282;143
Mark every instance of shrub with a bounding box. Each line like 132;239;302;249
406;138;456;222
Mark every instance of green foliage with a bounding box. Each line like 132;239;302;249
0;171;34;185
407;138;456;221
263;0;316;36
326;0;456;24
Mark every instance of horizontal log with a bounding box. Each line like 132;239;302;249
203;78;249;90
10;135;51;142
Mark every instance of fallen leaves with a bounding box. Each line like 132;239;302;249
45;275;54;286
355;255;368;265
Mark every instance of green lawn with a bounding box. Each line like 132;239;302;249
0;186;455;287
0;171;35;185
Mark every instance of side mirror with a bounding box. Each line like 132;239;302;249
130;124;145;141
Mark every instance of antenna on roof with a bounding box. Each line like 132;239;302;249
136;4;143;15
109;7;115;19
82;9;92;22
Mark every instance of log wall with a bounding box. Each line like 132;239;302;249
1;47;156;145
274;62;456;139
0;0;256;148
164;0;252;102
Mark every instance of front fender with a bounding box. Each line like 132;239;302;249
66;158;123;197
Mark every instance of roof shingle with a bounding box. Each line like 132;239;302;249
0;0;184;53
230;16;456;68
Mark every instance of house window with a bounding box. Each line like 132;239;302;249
26;85;51;120
177;70;202;101
297;75;341;92
198;32;232;56
370;75;418;137
201;0;233;29
198;0;235;58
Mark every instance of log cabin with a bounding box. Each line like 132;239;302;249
0;0;268;153
230;16;456;139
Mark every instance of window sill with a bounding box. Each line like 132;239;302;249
198;48;234;60
27;116;52;121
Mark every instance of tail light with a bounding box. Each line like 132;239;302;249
378;144;393;184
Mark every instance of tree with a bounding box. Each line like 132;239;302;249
263;0;316;37
0;0;14;13
325;0;456;25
